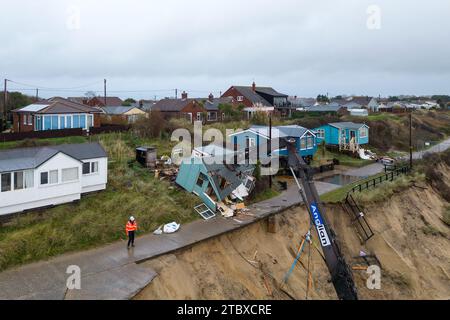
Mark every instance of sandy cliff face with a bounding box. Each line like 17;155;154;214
135;167;450;300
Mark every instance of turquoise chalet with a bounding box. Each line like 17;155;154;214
229;125;318;162
176;157;255;212
314;122;369;150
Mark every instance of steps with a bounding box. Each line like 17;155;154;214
342;194;374;243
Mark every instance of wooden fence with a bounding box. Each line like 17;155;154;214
0;128;83;143
0;125;130;143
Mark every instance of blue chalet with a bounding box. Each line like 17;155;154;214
229;125;318;162
314;122;369;152
176;157;255;213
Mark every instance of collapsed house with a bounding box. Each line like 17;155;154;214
176;154;255;219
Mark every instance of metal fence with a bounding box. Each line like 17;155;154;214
348;165;411;194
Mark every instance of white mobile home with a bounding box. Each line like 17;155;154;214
0;143;108;216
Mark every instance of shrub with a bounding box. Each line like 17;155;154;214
132;110;166;138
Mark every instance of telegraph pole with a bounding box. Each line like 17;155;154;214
36;88;39;101
269;113;272;188
104;79;107;105
1;79;8;132
175;88;178;99
409;111;413;169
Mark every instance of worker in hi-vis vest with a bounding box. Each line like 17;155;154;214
126;216;138;248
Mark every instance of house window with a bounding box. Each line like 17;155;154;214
80;115;86;129
44;116;52;130
359;127;368;138
35;116;42;131
28;115;33;125
207;112;217;121
237;96;244;102
40;170;58;185
82;163;91;175
66;115;72;128
11;170;33;190
1;172;12;192
73;115;80;128
62;167;79;182
300;138;307;150
316;129;325;139
246;137;256;148
60;116;66;129
51;116;59;130
88;115;94;128
83;161;99;175
307;136;314;149
186;113;193;123
196;113;202;121
196;174;206;188
23;114;27;125
40;172;49;185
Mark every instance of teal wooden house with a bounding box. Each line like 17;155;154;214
228;125;318;162
176;157;254;212
314;122;369;151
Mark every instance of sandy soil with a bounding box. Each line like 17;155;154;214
135;172;450;300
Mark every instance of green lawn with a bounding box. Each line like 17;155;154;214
0;132;199;271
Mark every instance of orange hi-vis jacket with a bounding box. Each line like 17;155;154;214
126;221;138;234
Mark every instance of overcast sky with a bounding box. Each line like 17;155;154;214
1;0;449;99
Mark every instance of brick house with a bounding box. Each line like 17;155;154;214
86;96;124;107
221;82;288;117
12;97;102;133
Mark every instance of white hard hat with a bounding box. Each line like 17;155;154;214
129;216;135;222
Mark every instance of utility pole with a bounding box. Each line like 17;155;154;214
1;79;8;132
409;111;413;169
36;88;39;101
269;113;272;189
175;88;178;99
104;79;107;106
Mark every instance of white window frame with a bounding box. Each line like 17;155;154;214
40;170;58;186
237;96;244;102
300;138;307;150
27;115;33;125
246;137;256;148
13;170;33;190
196;113;203;121
306;135;314;149
359;127;368;138
23;114;27;125
1;172;12;193
62;167;79;183
82;161;99;175
207;112;217;121
316;129;325;139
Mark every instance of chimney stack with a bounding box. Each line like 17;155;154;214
181;91;188;100
208;93;214;102
252;81;256;92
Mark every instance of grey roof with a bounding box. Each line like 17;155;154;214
249;125;310;139
328;122;367;130
14;97;102;114
101;106;135;115
254;87;288;97
307;104;344;112
231;86;272;106
0;143;107;173
196;97;234;111
153;98;194;112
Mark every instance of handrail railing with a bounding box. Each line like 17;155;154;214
348;165;411;195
